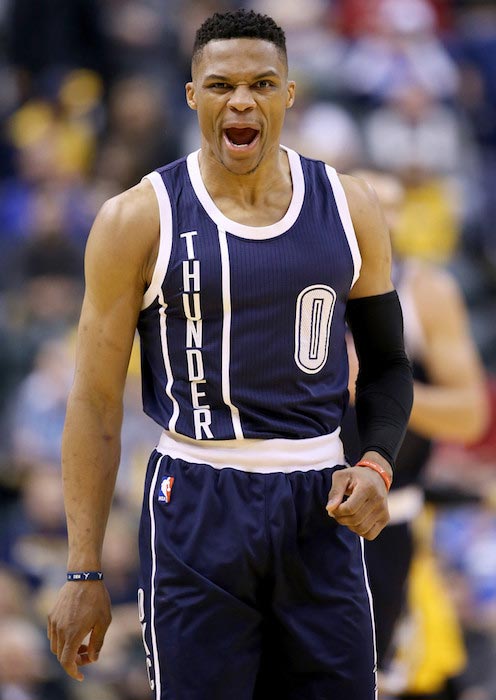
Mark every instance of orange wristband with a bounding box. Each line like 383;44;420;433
355;459;392;492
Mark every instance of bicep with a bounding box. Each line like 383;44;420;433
72;199;148;404
73;294;140;405
339;175;393;300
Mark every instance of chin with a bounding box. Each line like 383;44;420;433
221;152;263;176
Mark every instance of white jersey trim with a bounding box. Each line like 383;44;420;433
157;288;179;434
142;171;174;310
218;229;244;438
186;147;305;240
325;166;362;288
156;427;345;473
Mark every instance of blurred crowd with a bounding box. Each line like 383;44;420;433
0;1;495;699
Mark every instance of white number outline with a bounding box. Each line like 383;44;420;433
294;284;337;374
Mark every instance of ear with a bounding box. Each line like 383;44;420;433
286;80;296;109
186;82;197;111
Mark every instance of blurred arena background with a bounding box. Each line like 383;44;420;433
0;1;495;698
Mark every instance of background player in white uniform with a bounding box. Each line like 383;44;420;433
47;10;413;699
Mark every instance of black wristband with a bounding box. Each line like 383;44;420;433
67;571;104;581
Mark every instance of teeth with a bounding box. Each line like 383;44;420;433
224;131;258;149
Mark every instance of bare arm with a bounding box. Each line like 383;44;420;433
408;264;489;443
344;174;394;301
48;180;159;680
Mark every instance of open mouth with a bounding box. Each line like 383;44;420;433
224;127;260;149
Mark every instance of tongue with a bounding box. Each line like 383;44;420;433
226;127;257;145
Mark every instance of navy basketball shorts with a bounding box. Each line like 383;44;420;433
138;450;377;700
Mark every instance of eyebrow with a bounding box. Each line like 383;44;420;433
203;70;280;82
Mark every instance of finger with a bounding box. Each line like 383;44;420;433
56;629;66;662
60;639;85;682
349;507;389;539
332;482;386;518
326;470;352;513
332;507;370;529
331;493;365;518
60;655;84;681
47;619;57;656
361;518;388;541
87;618;110;663
363;506;390;538
76;644;93;667
50;629;58;657
334;501;388;534
333;478;389;516
61;659;84;682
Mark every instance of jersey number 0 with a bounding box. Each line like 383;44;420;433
294;285;336;374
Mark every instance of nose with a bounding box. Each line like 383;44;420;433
228;84;255;112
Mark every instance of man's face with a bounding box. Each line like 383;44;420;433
186;38;295;175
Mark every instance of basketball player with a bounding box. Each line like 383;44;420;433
47;10;413;700
341;170;489;696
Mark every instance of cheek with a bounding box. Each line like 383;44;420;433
268;105;286;129
196;108;221;141
197;101;219;125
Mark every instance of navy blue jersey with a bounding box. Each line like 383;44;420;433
137;147;361;441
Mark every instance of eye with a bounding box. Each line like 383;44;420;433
255;80;273;89
209;82;230;90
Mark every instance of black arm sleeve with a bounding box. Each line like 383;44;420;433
346;290;414;469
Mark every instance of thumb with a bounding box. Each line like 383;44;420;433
326;470;351;514
87;621;107;663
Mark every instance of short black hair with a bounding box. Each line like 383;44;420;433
192;9;287;65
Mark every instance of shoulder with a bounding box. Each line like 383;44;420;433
337;172;390;259
86;179;159;286
94;179;158;247
336;172;393;298
338;172;383;226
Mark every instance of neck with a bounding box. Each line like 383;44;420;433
198;143;290;206
195;143;294;227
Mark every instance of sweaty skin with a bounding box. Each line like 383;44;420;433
48;37;395;681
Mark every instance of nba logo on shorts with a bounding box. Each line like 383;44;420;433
159;476;175;503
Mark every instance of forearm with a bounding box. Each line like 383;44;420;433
347;291;414;468
354;359;413;466
408;380;489;444
62;388;123;570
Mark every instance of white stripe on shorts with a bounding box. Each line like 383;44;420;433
149;455;164;699
360;537;378;700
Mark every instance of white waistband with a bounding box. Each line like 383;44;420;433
156;428;345;473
